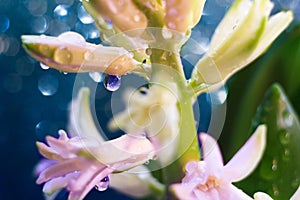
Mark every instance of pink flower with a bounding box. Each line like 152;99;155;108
36;130;155;200
171;125;267;200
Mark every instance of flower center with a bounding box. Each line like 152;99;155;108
197;176;221;192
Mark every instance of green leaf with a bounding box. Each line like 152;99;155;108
236;83;300;199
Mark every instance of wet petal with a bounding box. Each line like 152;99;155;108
110;166;164;198
43;173;78;195
21;33;137;75
87;0;147;36
223;125;267;182
37;157;91;184
68;167;113;200
164;0;206;32
200;133;224;173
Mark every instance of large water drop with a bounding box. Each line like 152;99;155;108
58;31;86;46
54;47;72;64
95;176;109;191
104;74;121;91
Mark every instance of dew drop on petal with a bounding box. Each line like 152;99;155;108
89;72;104;83
54;47;72;64
282;110;293;127
95;176;109;191
58;31;86;46
38;74;59;96
278;129;290;145
104;74;121;91
40;62;50;70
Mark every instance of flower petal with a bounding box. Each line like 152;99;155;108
21;33;137;75
43;173;78;195
246;11;293;65
37;157;91;184
170;183;196;200
217;184;253;200
200;133;224;173
68;167;113;200
223;125;267;182
109;166;164;198
91;134;155;171
36;142;64;161
290;186;300;200
253;192;273;200
68;87;105;144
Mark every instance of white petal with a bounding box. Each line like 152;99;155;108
68;87;105;144
110;166;164;198
290;186;300;200
253;192;273;200
209;0;252;52
223;125;267;182
246;11;293;65
220;184;253;200
91;134;155;171
200;133;224;173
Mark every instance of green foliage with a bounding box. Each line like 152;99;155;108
237;84;300;199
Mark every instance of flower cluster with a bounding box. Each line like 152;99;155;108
21;0;297;199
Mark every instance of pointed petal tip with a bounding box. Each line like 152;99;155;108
253;192;273;200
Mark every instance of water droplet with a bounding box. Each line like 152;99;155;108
145;160;150;165
89;72;104;83
259;157;279;180
162;27;173;39
282;110;293;127
77;5;94;24
145;48;152;56
40;62;50;70
104;74;121;91
133;15;140;22
168;8;178;16
58;31;86;46
95;176;109;191
54;47;72;64
84;51;94;60
282;148;291;161
38;74;59;96
63;72;68;75
278;129;290;145
167;22;176;29
271;159;278;171
39;44;51;57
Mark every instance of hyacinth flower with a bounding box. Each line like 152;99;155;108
190;0;293;90
34;87;164;199
170;125;267;200
21;0;294;199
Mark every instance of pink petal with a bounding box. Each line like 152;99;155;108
68;167;114;200
291;186;300;200
34;159;57;176
45;136;79;158
217;184;253;200
223;125;267;182
200;133;224;173
170;184;197;200
36;142;64;161
37;157;90;184
43;172;78;194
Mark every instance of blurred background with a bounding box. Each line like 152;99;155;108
0;0;299;199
